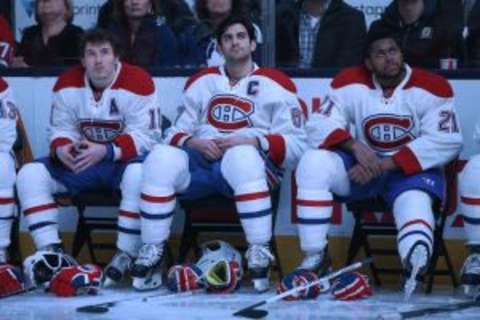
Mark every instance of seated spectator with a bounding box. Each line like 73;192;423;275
12;0;83;67
465;0;480;67
0;15;15;68
276;0;366;69
371;0;464;69
187;0;263;67
98;0;194;35
105;0;179;68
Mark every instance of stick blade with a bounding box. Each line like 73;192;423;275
233;308;268;319
76;305;110;314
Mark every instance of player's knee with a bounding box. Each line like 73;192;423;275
460;155;480;196
296;149;337;189
143;145;189;187
120;163;143;198
221;145;265;187
0;152;15;190
17;162;51;197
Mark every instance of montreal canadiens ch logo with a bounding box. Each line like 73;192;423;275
79;120;124;143
207;95;254;131
363;114;415;151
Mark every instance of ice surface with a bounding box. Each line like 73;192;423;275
0;287;479;320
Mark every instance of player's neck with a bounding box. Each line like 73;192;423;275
225;60;254;85
376;68;407;93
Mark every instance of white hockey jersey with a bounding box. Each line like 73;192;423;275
165;65;307;169
0;77;17;152
307;65;463;175
50;62;160;162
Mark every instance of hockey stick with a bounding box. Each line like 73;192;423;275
76;289;200;314
378;295;480;320
232;257;373;319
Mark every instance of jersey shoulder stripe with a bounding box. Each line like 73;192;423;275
111;63;155;96
184;67;221;91
404;68;453;98
331;66;374;90
53;65;85;92
253;67;297;93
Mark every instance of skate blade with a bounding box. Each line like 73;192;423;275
463;284;480;297
132;273;163;291
252;278;270;293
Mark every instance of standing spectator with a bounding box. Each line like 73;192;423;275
465;0;480;67
0;15;15;68
12;0;84;67
276;0;366;69
186;0;263;67
371;0;464;69
105;0;179;68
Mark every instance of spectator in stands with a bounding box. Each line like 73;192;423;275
12;0;84;67
105;0;179;68
465;0;480;67
371;0;464;69
0;15;15;68
276;0;367;69
187;0;263;67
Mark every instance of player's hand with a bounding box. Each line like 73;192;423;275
213;136;258;151
186;138;223;161
348;164;376;185
351;141;383;178
56;144;78;171
72;140;107;173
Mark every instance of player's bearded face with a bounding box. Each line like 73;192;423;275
218;24;256;63
366;39;404;80
82;42;118;88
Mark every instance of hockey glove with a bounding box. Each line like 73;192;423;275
166;264;204;292
205;260;241;294
0;264;24;297
331;272;373;300
277;269;321;301
49;264;103;297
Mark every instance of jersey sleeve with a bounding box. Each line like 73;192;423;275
113;89;160;161
164;84;200;146
48;90;81;155
392;94;463;175
0;85;17;152
305;88;352;150
0;17;14;68
263;89;308;169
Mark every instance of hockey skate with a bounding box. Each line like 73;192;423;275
461;253;480;297
245;244;274;293
103;250;133;287
131;243;164;291
297;250;332;276
403;242;429;301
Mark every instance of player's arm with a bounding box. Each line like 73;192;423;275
48;90;82;169
311;89;382;183
392;92;463;175
112;89;160;162
0;88;17;152
263;92;308;170
0;17;14;68
166;85;223;160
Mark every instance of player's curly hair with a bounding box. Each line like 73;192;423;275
79;28;121;57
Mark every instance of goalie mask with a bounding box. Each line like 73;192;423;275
196;240;243;293
23;251;78;288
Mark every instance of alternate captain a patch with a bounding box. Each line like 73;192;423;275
109;99;119;115
207;95;254;132
362;114;415;152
